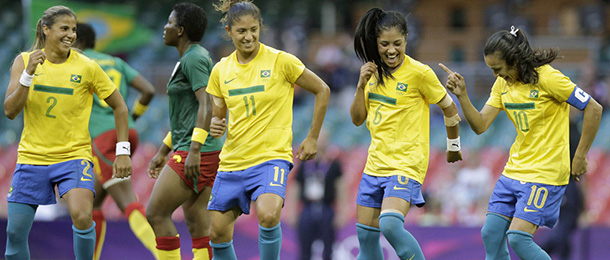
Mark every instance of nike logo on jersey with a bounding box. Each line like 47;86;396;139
523;206;538;212
269;182;283;187
393;185;407;190
501;91;509;95
34;73;44;76
224;78;236;84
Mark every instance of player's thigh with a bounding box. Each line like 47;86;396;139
147;165;194;215
182;186;213;234
357;205;381;228
509;217;539;235
381;196;411;216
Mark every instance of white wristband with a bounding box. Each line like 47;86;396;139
447;137;461;152
116;141;131;156
19;69;33;87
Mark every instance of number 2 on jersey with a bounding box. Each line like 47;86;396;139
46;96;57;118
243;95;257;117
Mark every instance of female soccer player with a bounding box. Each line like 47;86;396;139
206;1;330;259
146;3;222;260
351;7;462;260
4;5;132;260
74;22;157;260
441;26;603;260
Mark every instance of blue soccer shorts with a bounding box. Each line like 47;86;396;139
207;159;292;214
488;175;567;228
356;173;425;208
7;159;95;205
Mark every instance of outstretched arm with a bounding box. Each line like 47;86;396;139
294;68;331;161
439;63;500;134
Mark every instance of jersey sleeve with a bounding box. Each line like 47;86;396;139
277;52;305;84
90;62;117;100
418;67;447;104
542;69;577;103
114;57;139;84
485;79;504;109
183;55;212;92
206;64;222;98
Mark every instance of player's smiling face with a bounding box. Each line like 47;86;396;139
485;51;519;84
377;27;406;70
44;14;76;54
226;14;260;56
163;11;180;46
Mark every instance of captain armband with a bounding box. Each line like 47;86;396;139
116;141;131;156
447;137;461;152
162;132;172;149
191;127;208;144
444;113;461;127
132;100;149;116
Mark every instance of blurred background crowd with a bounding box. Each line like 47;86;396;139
1;0;610;259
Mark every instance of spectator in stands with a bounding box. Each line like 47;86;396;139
441;26;603;260
351;7;462;260
73;22;157;260
4;5;132;259
294;129;344;260
206;0;330;259
145;3;221;259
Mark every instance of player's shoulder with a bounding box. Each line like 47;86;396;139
403;55;432;74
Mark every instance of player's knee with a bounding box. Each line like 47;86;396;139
507;231;533;252
209;226;231;243
378;212;404;240
71;211;93;230
6;225;25;242
481;223;493;241
257;211;280;228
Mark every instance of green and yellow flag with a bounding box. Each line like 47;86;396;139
30;0;153;53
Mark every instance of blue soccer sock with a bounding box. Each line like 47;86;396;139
481;213;511;260
507;230;551;260
210;240;237;260
5;202;37;260
356;223;384;260
259;223;282;260
73;222;96;260
379;212;425;260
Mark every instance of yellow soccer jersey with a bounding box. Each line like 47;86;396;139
486;65;575;185
363;55;447;184
207;44;305;171
17;50;116;165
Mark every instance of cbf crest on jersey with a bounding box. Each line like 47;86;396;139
70;74;82;83
529;89;539;98
396;82;408;95
260;70;271;79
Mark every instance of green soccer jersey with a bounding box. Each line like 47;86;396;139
168;44;222;152
84;49;137;138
